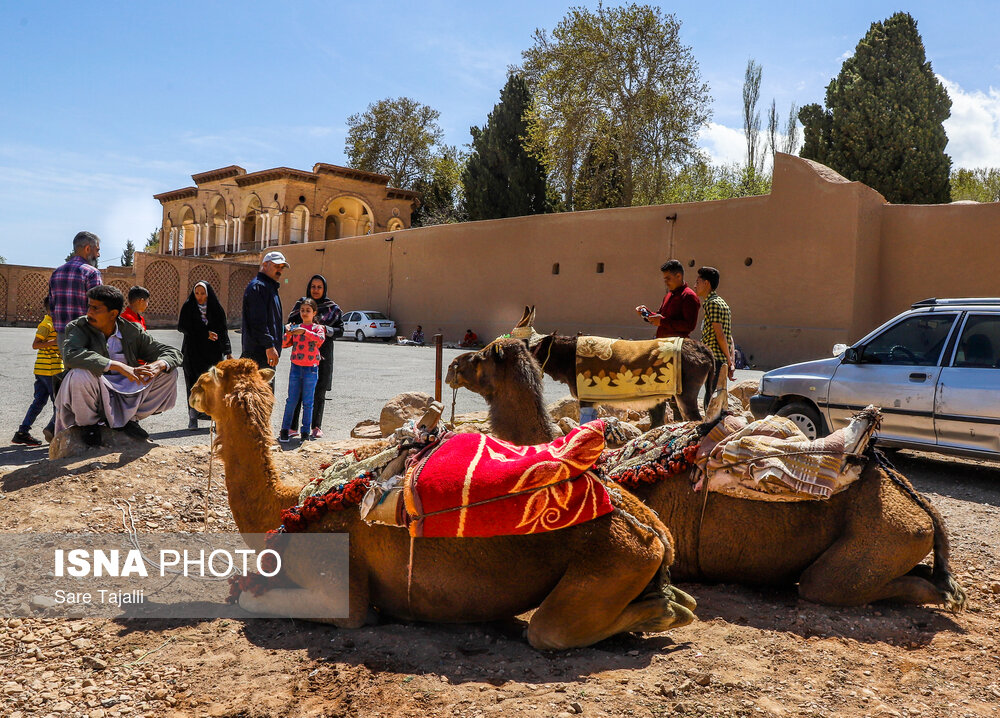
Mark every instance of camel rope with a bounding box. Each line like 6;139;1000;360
203;420;216;532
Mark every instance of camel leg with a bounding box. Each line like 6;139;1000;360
797;532;941;607
526;540;694;650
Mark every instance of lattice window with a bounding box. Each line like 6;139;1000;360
188;264;221;293
16;272;49;323
227;267;257;322
143;261;180;321
0;274;8;322
109;280;132;299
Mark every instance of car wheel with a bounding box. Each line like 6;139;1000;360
355;330;365;342
776;401;826;440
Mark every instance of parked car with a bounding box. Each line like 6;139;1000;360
342;310;396;342
750;298;1000;459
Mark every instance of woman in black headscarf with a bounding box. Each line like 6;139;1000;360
177;281;231;430
287;274;342;438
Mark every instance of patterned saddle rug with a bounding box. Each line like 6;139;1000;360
576;336;683;405
404;421;613;538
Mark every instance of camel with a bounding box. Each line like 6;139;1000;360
189;358;698;650
447;339;967;611
510;306;716;423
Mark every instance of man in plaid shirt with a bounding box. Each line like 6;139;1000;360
694;266;735;407
49;231;103;347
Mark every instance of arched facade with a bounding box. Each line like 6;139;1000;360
323;194;374;240
0;274;7;322
241;194;262;252
188;264;222;293
289;204;310;244
109;279;132;300
16;272;49;323
227;266;257;319
207;195;226;252
178;205;197;256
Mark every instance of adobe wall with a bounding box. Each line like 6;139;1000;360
278;154;888;368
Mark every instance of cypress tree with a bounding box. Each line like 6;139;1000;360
463;74;549;220
799;12;951;203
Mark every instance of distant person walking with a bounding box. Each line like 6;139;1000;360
12;296;63;445
635;259;701;427
241;251;287;388
178;281;232;430
286;274;342;439
48;231;103;348
694;266;735;408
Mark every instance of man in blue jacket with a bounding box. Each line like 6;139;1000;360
241;251;287;387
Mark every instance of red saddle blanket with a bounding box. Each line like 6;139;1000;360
403;421;613;538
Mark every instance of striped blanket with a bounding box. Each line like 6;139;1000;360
575;336;683;404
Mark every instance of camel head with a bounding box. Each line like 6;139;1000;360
446;337;543;398
190;358;275;435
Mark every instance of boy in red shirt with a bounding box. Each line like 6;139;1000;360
121;286;149;329
279;299;326;443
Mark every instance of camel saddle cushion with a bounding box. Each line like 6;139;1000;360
404;421;613;538
576;336;683;404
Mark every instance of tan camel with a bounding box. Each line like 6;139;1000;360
189;358;698;649
447;340;967;610
510;306;717;423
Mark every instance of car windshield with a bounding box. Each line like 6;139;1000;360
365;312;388;320
861;314;956;366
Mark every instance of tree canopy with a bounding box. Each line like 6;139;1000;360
951;168;1000;203
520;3;711;209
120;239;135;267
411;146;468;227
798;12;951;204
463;74;550;220
345;97;444;190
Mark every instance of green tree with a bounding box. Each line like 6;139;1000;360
574;130;625;209
0;256;5;263
411;146;468;226
798;12;951;203
345;97;444;190
463;74;550;220
521;3;711;209
144;228;160;253
120;239;135;267
951;168;1000;202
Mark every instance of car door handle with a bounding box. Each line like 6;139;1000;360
909;372;928;381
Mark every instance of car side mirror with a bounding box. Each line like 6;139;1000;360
832;343;848;357
843;347;861;364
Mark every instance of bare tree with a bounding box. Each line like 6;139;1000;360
782;103;800;155
742;59;763;178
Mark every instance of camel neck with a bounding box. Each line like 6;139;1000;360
219;424;301;534
487;383;557;445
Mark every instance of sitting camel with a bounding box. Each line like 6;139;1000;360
447;339;967;610
189;358;697;650
510;306;715;423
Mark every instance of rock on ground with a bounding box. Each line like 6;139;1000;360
379;392;435;437
49;425;151;460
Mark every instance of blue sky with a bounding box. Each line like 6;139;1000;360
2;1;998;268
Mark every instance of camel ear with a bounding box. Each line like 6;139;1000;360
209;365;223;381
259;368;275;382
490;342;505;360
515;305;531;329
528;306;536;327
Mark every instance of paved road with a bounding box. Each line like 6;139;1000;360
0;326;762;465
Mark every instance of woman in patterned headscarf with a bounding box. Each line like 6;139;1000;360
177;281;231;430
286;274;342;438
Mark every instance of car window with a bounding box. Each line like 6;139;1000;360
861;314;956;366
367;312;388;320
953;314;1000;368
344;312;357;322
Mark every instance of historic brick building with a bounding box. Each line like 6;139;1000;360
153;163;420;257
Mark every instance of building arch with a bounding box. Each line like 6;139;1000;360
290;204;310;243
16;272;49;323
143;260;180;321
162;219;173;254
207;195;226;251
227;266;257;321
321;194;375;240
241;194;262;251
178;205;197;255
386;217;404;232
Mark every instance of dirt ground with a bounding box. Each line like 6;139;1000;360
1;439;998;718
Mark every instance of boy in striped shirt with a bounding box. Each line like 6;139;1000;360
12;297;64;445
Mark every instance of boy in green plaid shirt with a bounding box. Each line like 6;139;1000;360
694;267;735;404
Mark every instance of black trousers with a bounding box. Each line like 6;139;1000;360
290;353;333;430
240;349;276;392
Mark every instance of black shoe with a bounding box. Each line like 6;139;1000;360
11;430;41;446
119;420;149;441
81;424;103;447
188;417;199;430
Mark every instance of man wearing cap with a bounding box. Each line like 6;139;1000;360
241;252;287;385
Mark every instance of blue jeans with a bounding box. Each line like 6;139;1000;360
20;374;55;432
281;364;318;434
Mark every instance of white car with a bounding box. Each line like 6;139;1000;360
342;310;397;342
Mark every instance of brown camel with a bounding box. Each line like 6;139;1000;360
511;306;716;423
447;340;967;611
189;358;698;650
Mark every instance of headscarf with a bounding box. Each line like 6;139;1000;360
289;274;341;327
181;281;225;328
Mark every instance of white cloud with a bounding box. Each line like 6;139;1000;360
940;76;1000;168
97;192;163;267
698;122;746;165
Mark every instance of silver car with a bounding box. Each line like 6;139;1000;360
342;310;397;342
750;298;1000;459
